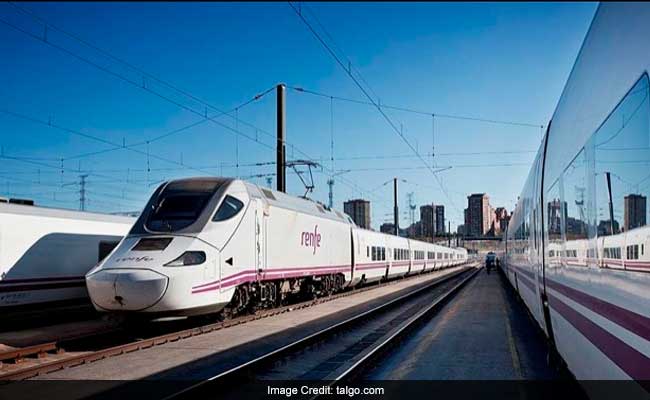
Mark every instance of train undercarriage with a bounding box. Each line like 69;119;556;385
225;273;347;317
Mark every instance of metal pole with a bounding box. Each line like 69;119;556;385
448;221;451;247
276;84;286;193
393;178;399;236
606;172;615;235
79;174;88;211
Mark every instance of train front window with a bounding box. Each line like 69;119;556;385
145;180;222;232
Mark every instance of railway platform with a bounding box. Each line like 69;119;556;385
364;268;565;380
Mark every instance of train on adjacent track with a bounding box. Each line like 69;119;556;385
503;2;650;387
86;177;467;317
0;203;136;311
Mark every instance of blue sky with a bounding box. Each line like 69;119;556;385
0;2;597;230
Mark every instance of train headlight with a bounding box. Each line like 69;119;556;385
164;251;206;267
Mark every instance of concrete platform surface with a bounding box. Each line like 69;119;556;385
363;269;562;380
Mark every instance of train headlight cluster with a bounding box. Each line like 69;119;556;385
164;251;206;267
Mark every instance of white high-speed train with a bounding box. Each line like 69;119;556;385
0;203;136;310
504;2;650;388
86;178;467;317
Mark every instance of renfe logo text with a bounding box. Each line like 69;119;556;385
301;225;321;255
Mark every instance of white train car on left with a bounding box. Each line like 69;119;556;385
0;203;136;310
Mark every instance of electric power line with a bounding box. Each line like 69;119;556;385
290;86;545;129
289;2;462;223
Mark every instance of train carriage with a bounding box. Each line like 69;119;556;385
386;233;412;278
0;203;135;310
86;177;467;317
408;240;429;275
504;3;650;386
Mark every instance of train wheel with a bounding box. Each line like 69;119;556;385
228;284;251;316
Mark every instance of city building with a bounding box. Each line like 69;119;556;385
597;219;620;236
466;193;492;237
343;199;371;229
380;222;395;234
457;224;466;236
624;194;646;231
435;205;445;234
494;207;510;236
420;204;436;238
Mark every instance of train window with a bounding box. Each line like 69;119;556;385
627;245;639;260
604;247;621;259
546;180;564;269
586;73;650;271
381;247;386;261
372;246;377;261
146;181;220;232
367;246;370;258
213;196;245;222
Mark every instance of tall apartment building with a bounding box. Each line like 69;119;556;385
466;193;491;237
435;205;445;234
420;204;436;238
344;199;371;229
624;194;646;231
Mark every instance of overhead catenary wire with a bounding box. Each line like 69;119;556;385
3;3;478;222
0;108;218;177
0;14;277;154
0;8;388;213
6;2;280;146
64;86;276;161
288;2;462;222
290;86;545;130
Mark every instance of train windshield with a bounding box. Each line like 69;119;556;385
145;180;222;232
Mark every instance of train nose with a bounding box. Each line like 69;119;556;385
86;269;169;311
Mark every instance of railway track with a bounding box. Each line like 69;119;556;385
164;265;480;400
0;262;477;381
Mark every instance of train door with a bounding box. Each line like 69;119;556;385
254;198;267;280
350;228;355;281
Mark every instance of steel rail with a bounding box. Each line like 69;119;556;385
326;267;480;383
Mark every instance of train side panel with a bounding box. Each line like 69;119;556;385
0;204;133;308
354;228;389;283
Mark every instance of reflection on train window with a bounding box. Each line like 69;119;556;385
589;73;650;270
546;180;564;269
563;150;589;241
212;196;245;222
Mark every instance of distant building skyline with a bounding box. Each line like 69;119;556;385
624;194;646;231
344;199;371;229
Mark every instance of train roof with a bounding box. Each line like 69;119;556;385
243;181;355;225
0;202;137;224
